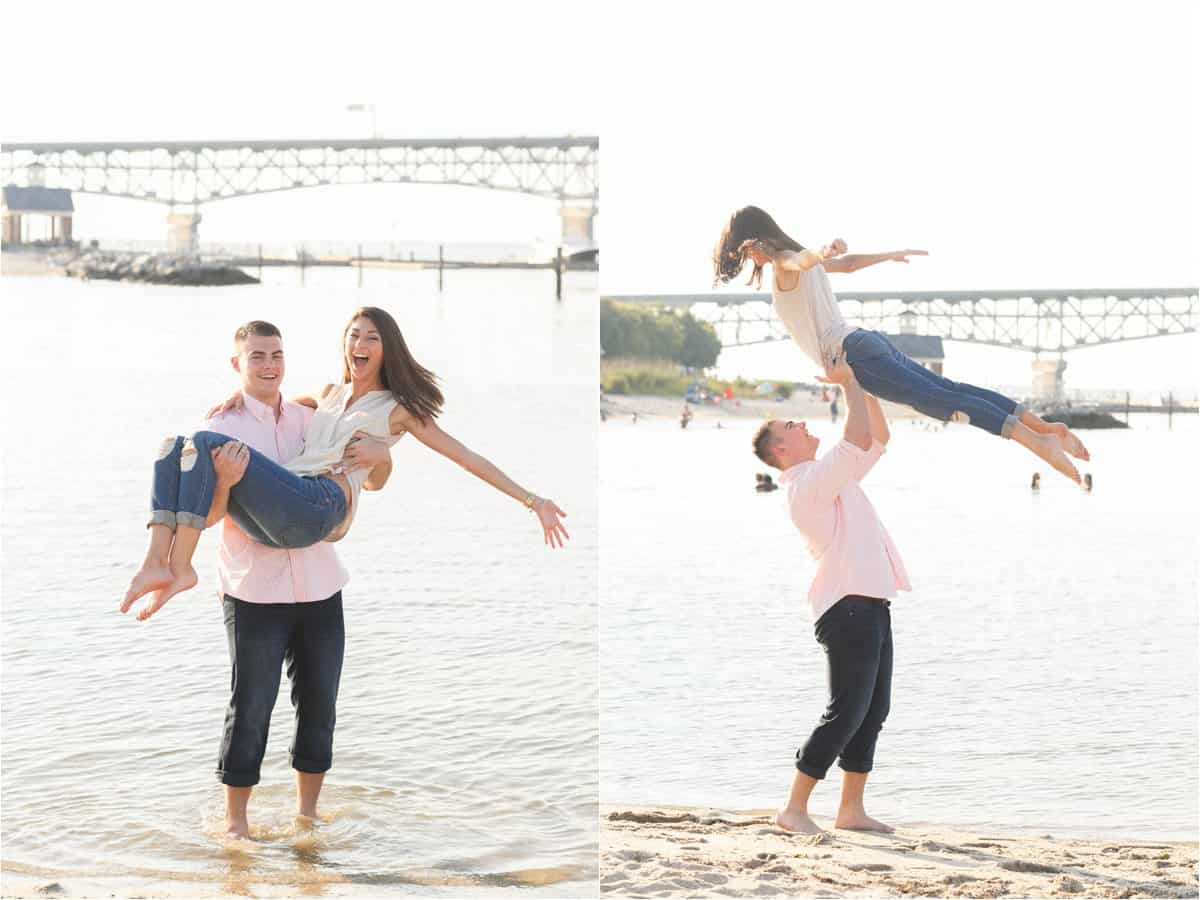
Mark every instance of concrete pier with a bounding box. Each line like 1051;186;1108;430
166;211;202;255
1032;356;1067;401
561;203;596;246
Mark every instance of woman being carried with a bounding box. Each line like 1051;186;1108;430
121;306;569;621
713;206;1089;482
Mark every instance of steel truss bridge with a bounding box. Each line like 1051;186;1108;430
1;136;598;205
604;288;1198;354
1;136;599;250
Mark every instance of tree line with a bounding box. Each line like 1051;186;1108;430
600;301;721;369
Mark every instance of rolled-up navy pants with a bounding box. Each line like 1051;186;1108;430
797;595;893;779
216;591;345;787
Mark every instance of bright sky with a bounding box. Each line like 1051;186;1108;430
2;1;1196;390
599;1;1197;392
1;0;598;247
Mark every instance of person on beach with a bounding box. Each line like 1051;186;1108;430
752;355;907;834
118;314;568;839
714;206;1091;483
121;308;569;623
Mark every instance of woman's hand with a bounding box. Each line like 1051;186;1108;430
339;431;392;471
211;441;249;487
887;249;928;264
821;238;848;258
205;392;243;419
533;498;570;549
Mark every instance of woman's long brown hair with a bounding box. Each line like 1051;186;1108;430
712;206;807;289
342;306;443;423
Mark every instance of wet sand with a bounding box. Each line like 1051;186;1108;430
601;807;1199;898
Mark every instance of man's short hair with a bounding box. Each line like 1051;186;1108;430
752;420;781;468
234;320;282;347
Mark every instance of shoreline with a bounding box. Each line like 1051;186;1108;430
601;805;1199;898
602;392;924;423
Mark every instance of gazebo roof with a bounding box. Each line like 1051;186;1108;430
2;185;74;214
882;333;944;360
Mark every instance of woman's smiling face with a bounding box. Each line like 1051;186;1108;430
344;315;384;383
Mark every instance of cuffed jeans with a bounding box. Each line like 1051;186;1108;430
797;595;893;779
149;431;346;548
216;592;345;787
842;329;1025;437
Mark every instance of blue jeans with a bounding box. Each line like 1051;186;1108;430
842;329;1025;437
797;596;893;779
149;431;347;548
216;592;345;787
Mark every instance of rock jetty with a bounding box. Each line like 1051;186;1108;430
63;250;258;286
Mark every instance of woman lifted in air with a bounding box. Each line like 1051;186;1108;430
713;206;1089;482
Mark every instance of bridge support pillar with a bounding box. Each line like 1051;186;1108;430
560;203;596;249
166;211;202;255
1032;356;1067;402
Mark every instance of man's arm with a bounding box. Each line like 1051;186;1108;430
363;456;393;491
801;357;879;504
824;249;928;274
865;393;891;446
820;358;870;450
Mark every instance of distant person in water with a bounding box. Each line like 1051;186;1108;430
753;354;908;835
1031;473;1041;492
1083;473;1093;492
713;206;1091;483
830;392;840;424
681;405;694;429
755;472;778;493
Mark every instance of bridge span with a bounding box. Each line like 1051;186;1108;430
1;136;599;252
604;287;1198;398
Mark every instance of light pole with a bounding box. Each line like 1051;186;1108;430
345;104;378;139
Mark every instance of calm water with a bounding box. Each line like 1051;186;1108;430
0;267;598;895
600;409;1199;841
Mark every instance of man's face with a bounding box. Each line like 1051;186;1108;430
232;334;284;397
772;419;820;465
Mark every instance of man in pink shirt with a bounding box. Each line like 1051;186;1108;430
752;356;910;836
204;321;390;839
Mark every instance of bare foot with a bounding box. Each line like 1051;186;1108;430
1049;422;1090;461
835;810;895;832
225;820;250;840
120;564;173;613
775;808;825;834
135;566;198;621
1029;433;1081;484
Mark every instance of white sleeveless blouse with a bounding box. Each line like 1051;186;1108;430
284;383;403;541
771;264;855;371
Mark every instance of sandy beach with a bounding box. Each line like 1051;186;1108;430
601;807;1199;898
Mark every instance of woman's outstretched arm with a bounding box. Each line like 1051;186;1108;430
824;248;928;273
395;408;569;548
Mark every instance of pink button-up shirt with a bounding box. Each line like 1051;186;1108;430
205;393;349;604
778;439;911;621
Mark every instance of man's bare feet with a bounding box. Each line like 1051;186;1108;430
775;808;825;834
1048;422;1090;461
1029;433;1081;484
225;819;250;840
834;810;895;832
120;564;173;613
135;566;198;621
